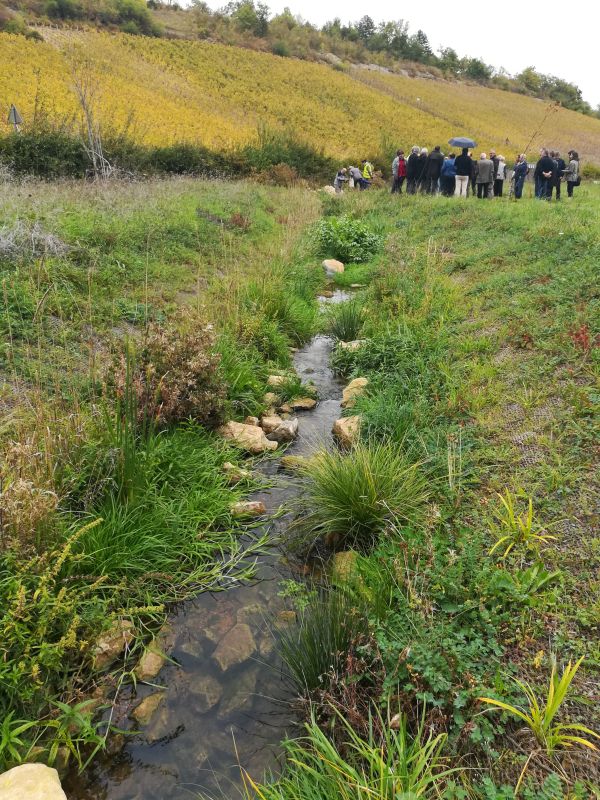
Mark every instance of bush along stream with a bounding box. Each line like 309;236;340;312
1;183;599;799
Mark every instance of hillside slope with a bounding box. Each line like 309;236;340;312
2;28;600;164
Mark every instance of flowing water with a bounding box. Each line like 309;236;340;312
66;290;346;800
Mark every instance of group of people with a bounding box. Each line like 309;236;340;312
333;147;582;200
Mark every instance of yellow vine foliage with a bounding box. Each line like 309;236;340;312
1;28;600;162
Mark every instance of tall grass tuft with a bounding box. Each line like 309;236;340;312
293;442;430;549
278;590;368;693
242;708;453;800
325;300;365;342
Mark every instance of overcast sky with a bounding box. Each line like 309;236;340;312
192;0;600;107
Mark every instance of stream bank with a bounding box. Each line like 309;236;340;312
65;290;347;800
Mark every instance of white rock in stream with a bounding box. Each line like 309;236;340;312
266;418;299;443
332;415;361;448
322;258;344;275
218;421;277;454
213;623;257;672
231;500;266;517
341;377;369;408
0;764;67;800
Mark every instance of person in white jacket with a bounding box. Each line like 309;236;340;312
493;156;507;197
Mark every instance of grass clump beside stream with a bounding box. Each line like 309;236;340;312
260;185;600;798
0;177;324;771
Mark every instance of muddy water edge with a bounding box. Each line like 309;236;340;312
65;289;348;800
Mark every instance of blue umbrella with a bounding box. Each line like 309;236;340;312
448;136;476;148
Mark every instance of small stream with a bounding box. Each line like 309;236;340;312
65;290;346;800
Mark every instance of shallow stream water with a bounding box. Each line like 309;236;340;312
65;291;346;800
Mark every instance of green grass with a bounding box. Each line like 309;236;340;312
293;441;430;549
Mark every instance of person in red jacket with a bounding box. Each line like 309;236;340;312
391;150;407;194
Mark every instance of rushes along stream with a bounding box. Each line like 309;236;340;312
66;290;349;800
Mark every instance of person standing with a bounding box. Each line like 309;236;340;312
476;152;494;199
534;148;555;200
349;165;367;190
470;152;478;196
391;150;406;194
440;153;456;196
564;150;580;198
488;149;500;197
493;155;507;197
454;148;472;197
512;154;529;199
552;151;566;200
361;159;374;188
334;167;348;193
424;145;444;194
406;146;421;194
418;148;429;193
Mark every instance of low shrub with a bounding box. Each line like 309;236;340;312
315;215;383;263
293;441;430;549
111;313;226;432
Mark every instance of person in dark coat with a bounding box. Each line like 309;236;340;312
424;145;444;194
470;152;478;196
418;148;429;193
406;146;421;194
534;148;555;200
454;148;472;197
551;151;566;200
440;154;456;196
512;154;529;199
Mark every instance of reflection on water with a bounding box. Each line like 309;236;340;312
66;297;344;800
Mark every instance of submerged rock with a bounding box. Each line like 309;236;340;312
275;610;297;627
231;500;267;518
213;623;257;672
198;608;237;646
236;603;265;624
266;418;299;443
134;643;165;682
93;618;135;671
283;397;317;411
332;415;361;448
188;674;223;713
0;764;67;800
217;665;259;719
132;691;165;726
218;421;277;454
341;377;369;408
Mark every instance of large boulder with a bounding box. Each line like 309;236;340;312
341;377;369;408
218;421;277;454
266;418;299;443
323;258;344;276
93;619;135;671
332;415;361;448
212;623;256;672
0;764;67;800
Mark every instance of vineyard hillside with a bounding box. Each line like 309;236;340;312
2;28;600;164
